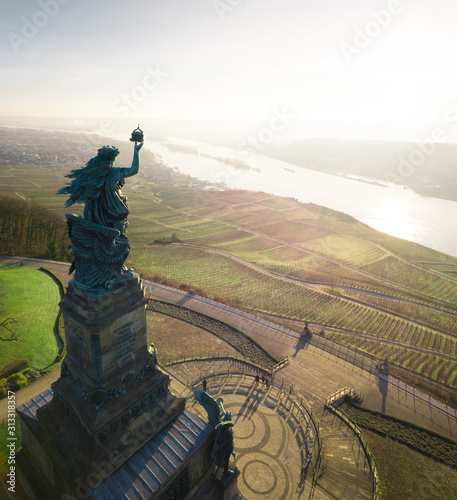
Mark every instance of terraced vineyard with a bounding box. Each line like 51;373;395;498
126;188;457;388
2;145;457;388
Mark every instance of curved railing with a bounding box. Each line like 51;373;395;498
325;388;380;500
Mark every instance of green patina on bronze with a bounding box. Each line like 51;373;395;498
57;128;144;295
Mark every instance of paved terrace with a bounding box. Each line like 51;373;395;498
166;362;373;500
145;281;457;443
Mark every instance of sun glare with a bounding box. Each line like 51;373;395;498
362;200;417;241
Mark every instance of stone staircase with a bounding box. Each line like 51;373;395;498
279;365;374;500
316;408;372;500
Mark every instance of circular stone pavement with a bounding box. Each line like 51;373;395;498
187;375;312;500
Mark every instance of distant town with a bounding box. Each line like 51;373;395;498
0;127;218;190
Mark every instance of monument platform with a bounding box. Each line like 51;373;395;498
17;389;219;499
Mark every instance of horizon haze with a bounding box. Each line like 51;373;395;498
2;0;457;143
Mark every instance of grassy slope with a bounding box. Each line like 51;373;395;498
363;429;457;500
147;311;241;362
0;262;60;368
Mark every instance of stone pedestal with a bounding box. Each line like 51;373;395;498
214;468;240;500
17;276;220;499
52;276;185;455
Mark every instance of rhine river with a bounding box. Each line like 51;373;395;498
143;138;457;259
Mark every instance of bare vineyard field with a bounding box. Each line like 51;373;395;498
126;188;457;388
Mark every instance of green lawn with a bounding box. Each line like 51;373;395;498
363;428;457;500
0;262;61;369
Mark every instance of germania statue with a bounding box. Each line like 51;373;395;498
58;127;144;295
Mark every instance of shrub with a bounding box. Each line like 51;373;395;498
7;372;28;391
0;378;7;398
213;296;235;307
0;359;29;379
22;367;40;382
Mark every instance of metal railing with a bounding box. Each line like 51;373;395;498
189;371;324;483
325;388;380;500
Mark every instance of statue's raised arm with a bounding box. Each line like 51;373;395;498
58;132;143;233
122;140;143;179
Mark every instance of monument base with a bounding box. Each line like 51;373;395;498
17;275;238;498
17;390;218;499
214;468;240;500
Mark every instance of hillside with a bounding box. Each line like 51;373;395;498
1;128;457;390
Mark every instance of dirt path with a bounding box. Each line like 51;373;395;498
0;367;59;423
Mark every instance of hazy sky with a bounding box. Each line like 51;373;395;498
2;0;457;140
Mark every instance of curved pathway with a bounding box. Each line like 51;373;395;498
136;240;457;336
146;281;457;364
146;282;457;439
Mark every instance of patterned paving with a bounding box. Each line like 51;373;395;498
184;376;312;499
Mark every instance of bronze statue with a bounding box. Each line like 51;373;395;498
194;387;236;475
57;129;144;294
58;141;142;234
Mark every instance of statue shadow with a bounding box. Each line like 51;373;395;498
176;295;192;306
0;260;24;268
296;467;309;498
292;335;311;358
378;375;389;414
36;267;65;356
234;385;262;423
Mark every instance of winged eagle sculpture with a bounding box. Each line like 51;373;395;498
194;387;236;475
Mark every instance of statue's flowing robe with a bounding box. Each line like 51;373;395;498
83;168;129;230
211;422;234;471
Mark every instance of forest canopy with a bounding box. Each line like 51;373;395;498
0;196;71;261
